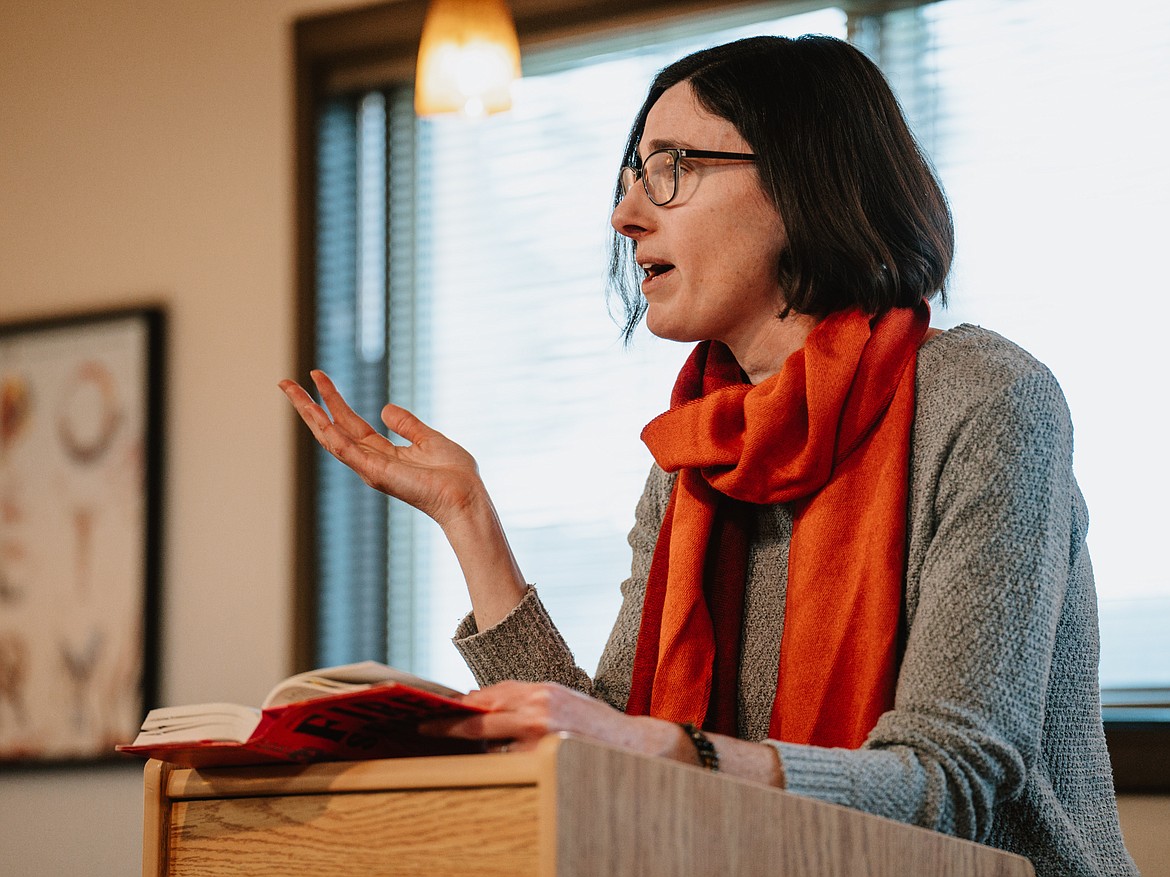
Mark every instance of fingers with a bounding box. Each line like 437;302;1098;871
282;370;434;448
279;374;379;470
277;378;333;434
418;682;544;743
309;370;378;441
419;712;505;740
418;714;539;754
279;371;386;447
422;685;683;763
280;372;482;522
460;680;540;710
418;681;617;751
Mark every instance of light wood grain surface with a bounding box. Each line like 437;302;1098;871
143;734;1035;877
551;737;1034;877
168;786;539;876
166;749;540;799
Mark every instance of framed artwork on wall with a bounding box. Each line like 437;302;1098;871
0;307;164;765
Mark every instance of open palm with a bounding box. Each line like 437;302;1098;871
279;370;482;526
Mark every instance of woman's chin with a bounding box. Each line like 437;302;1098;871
644;308;702;345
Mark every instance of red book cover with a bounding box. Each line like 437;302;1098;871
116;682;486;768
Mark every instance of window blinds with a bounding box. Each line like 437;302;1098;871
314;95;390;666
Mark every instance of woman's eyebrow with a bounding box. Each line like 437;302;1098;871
644;137;694;151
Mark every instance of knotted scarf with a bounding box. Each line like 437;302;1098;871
626;301;929;748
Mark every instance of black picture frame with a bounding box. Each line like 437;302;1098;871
0;306;164;766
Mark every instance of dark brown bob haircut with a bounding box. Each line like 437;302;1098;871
609;34;953;341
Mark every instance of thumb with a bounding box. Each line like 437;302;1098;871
380;403;433;444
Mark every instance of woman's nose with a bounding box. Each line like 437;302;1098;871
610;184;652;239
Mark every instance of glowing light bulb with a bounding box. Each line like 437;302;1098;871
415;0;521;117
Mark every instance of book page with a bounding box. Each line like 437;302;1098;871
131;703;261;744
262;661;464;708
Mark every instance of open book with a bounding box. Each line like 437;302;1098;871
115;661;485;768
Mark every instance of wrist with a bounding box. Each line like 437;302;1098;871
629;716;696;764
439;478;495;533
440;484;528;630
633;718;785;788
677;722;719;770
440;484;512;563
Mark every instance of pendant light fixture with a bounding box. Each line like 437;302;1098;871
414;0;522;117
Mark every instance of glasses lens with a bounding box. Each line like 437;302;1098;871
643;150;677;205
619;166;638;197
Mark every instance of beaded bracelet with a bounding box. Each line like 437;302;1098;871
679;722;719;771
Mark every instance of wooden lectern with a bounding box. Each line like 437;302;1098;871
141;733;1034;876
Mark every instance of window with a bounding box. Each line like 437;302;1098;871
294;0;1170;789
855;0;1170;714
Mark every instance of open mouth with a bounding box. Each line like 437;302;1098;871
641;263;675;282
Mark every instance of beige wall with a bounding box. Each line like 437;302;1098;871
0;1;357;873
0;2;1166;876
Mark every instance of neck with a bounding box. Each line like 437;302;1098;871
730;312;821;384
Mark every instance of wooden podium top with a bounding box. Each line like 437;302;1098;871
143;734;1034;877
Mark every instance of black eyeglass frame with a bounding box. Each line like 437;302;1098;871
620;147;758;206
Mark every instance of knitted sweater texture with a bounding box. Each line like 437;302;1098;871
453;324;1138;877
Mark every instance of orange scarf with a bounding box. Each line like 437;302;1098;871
627;302;929;748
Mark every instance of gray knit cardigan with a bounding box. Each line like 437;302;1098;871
453;325;1138;877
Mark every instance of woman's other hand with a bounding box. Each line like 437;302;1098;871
420;680;682;756
421;680;786;787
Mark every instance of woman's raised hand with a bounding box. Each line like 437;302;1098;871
279;370;529;628
278;370;482;527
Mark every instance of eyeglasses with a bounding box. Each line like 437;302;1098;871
620;147;757;206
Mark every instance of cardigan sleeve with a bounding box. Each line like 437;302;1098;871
451;464;672;707
769;364;1079;842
